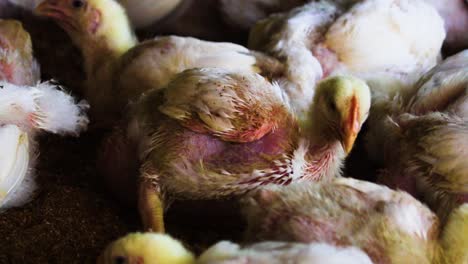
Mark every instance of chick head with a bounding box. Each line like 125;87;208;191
35;0;135;53
97;233;195;264
310;76;371;154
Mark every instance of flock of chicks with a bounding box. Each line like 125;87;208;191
0;0;467;263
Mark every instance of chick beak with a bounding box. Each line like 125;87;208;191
341;96;360;154
35;1;78;32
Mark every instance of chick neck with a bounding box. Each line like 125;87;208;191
80;35;136;78
72;2;138;79
295;109;346;181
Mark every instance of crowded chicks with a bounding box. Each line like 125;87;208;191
0;0;466;262
109;70;370;232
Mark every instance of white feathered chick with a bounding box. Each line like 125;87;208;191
365;50;468;221
0;19;88;210
248;0;445;116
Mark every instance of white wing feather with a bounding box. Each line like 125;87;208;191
0;124;33;210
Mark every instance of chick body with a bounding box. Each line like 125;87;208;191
241;178;439;264
101;69;370;231
365;50;468;221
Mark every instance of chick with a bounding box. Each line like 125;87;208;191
97;233;195;264
101;69;370;232
98;232;373;264
439;203;468;264
241;178;439;264
0;19;88;210
365;50;468;221
34;0;283;127
0;19;87;135
222;0;466;54
248;0;445;115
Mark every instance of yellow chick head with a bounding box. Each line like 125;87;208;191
311;76;371;154
35;0;136;55
97;233;195;264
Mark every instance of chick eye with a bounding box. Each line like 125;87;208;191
71;0;85;8
113;256;127;264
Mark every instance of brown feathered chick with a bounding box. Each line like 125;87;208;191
35;0;282;127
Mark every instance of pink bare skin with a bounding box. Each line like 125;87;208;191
98;106;298;209
98;70;370;233
141;103;306;197
312;44;341;78
241;180;439;264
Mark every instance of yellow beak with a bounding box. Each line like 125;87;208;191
342;130;358;154
341;95;360;154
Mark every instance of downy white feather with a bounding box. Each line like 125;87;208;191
0;81;89;135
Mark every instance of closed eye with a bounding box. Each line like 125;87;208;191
329;101;337;112
114;256;127;264
71;0;85;8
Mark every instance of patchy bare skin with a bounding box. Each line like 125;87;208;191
241;179;439;264
110;70;370;232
